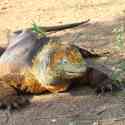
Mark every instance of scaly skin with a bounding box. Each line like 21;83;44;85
0;32;87;109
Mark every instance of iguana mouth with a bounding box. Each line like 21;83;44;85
65;72;84;77
64;64;87;77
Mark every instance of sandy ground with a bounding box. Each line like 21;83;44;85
0;0;125;125
0;0;125;44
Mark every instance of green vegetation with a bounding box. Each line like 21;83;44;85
111;61;125;84
112;25;125;84
112;25;125;49
31;21;46;38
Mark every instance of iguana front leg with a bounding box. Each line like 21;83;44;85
0;80;29;110
0;73;70;110
1;73;47;94
0;74;47;110
0;73;44;110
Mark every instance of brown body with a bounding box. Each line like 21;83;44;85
0;27;87;110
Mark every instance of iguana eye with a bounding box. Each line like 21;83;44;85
60;58;68;64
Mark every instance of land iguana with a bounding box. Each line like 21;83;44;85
0;20;119;110
0;30;88;110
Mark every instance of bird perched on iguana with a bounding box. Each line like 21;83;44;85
0;29;87;110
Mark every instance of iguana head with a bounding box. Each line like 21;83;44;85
32;42;87;85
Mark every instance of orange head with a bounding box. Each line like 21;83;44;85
32;42;87;85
